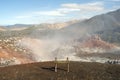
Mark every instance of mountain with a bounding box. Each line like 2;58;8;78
4;24;33;31
3;20;80;31
40;20;80;29
50;9;120;61
6;24;32;28
25;19;80;30
20;20;80;39
23;9;120;41
15;9;120;42
60;9;120;42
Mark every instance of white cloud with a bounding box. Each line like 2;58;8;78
61;2;104;11
110;0;120;1
57;8;80;14
15;10;66;20
61;3;81;9
13;2;106;24
15;2;104;19
15;15;32;19
34;11;65;16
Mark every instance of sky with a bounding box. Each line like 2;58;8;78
0;0;120;25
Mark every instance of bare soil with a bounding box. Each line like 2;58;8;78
0;61;120;80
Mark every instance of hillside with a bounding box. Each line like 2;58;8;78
0;37;34;66
0;47;33;66
0;26;6;31
80;35;116;49
60;9;120;42
2;20;79;31
2;9;120;42
0;62;120;80
73;35;120;60
36;20;80;30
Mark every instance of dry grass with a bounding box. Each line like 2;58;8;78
0;61;120;80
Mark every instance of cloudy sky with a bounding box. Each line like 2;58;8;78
0;0;120;25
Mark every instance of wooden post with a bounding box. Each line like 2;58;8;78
54;57;70;73
55;57;57;72
67;57;69;73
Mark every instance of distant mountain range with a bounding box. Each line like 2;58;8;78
6;24;32;28
0;8;120;46
1;8;120;43
1;9;120;32
0;9;120;47
0;20;80;30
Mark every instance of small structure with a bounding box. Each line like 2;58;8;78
54;57;70;72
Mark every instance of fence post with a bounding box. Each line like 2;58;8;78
54;57;70;73
55;57;57;72
67;57;69;73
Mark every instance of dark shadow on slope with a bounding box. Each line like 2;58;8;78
41;67;67;72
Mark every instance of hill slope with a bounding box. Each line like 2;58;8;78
60;9;120;42
0;62;120;80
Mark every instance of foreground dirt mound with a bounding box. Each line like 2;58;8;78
0;62;120;80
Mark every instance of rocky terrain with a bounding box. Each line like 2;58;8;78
0;37;34;66
0;9;120;66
